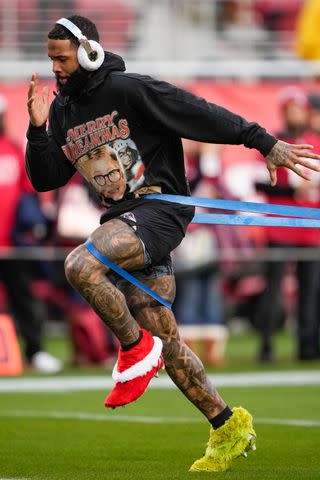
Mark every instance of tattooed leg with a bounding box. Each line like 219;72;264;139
64;219;145;347
121;275;226;419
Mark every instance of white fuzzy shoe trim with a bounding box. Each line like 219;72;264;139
112;336;163;383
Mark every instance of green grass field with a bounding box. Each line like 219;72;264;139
1;331;320;480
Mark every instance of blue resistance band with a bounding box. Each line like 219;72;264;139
85;194;320;310
192;213;320;228
84;240;172;310
146;194;320;220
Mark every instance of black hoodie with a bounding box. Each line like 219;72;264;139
26;52;277;221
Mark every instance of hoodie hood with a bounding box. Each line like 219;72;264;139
55;51;126;105
85;51;126;95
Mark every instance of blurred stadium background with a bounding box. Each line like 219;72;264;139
1;1;320;479
1;0;320;372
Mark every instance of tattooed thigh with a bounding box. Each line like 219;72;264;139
65;218;145;288
88;218;145;271
64;222;141;345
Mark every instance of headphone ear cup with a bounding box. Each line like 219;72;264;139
77;40;105;71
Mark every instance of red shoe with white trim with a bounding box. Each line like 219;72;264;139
104;329;164;408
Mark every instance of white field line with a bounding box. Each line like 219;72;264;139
2;409;320;428
1;370;320;393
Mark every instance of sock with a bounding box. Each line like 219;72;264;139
121;330;143;351
209;406;233;429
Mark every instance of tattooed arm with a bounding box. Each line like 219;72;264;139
266;140;320;186
122;275;226;419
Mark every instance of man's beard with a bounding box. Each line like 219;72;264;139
56;68;90;98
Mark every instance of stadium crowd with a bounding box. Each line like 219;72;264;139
0;0;308;60
1;79;320;372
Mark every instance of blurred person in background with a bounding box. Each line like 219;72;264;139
53;174;118;367
306;94;320;139
255;86;320;362
0;94;62;373
25;15;320;472
216;0;269;58
296;0;320;61
255;0;301;37
173;140;228;366
304;93;320;359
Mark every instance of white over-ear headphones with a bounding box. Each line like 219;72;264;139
56;18;105;71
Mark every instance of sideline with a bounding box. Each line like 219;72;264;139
1;370;320;393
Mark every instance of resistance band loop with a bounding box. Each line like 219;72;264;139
84;240;172;310
85;194;320;309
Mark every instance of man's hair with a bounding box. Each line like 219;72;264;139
48;15;99;48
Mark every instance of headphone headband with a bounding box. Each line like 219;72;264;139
56;18;87;42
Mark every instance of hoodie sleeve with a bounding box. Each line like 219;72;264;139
25;103;76;192
126;74;277;157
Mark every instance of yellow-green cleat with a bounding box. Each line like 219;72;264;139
189;407;256;472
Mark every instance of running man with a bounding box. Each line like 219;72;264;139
26;15;320;472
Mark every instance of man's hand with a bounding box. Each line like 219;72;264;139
266;140;320;186
27;72;50;127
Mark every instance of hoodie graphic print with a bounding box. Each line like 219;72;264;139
62;112;145;207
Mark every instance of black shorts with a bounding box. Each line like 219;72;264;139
111;199;195;279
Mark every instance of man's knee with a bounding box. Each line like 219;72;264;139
64;245;83;286
64;244;101;287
